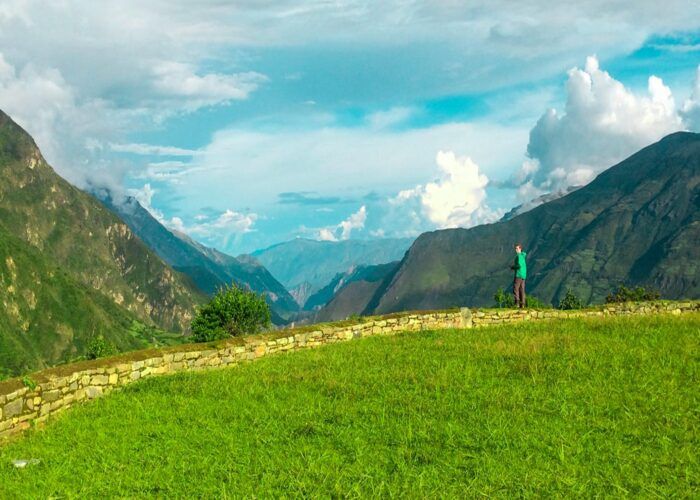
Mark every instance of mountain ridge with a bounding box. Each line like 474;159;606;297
364;131;700;314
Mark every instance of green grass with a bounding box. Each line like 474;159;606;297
1;314;698;497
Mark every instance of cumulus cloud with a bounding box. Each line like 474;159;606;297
317;205;367;241
391;151;499;230
521;56;685;193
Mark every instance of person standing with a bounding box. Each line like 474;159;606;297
510;244;527;308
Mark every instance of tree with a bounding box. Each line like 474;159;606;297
494;287;515;308
558;289;583;310
191;284;271;342
606;284;660;304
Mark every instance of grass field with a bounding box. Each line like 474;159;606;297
0;314;698;497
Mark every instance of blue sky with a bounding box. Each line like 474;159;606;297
0;1;699;254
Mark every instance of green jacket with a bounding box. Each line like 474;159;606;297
512;251;527;280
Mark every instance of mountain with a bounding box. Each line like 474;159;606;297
0;223;141;376
365;132;700;314
249;237;413;295
0;110;205;375
309;262;398;322
0;111;202;332
105;197;299;322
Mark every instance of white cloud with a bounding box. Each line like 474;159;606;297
366;107;414;130
0;52;135;193
152;62;267;110
129;183;165;221
183;121;527;209
110;142;198;156
316;205;367;241
522;56;685;192
180;208;257;250
681;65;700;131
390;151;499;230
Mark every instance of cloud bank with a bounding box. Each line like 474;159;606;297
518;56;691;198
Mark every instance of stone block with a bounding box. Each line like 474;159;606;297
91;375;109;386
85;386;103;399
4;398;23;419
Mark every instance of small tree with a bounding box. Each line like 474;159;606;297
606;284;660;304
86;335;116;360
558;289;583;310
494;287;515;308
191;284;271;342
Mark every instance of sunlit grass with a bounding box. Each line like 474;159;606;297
1;314;698;497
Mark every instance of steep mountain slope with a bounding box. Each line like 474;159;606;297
107;197;298;322
0;224;144;377
0;110;202;332
367;132;700;313
249;237;413;294
310;262;398;322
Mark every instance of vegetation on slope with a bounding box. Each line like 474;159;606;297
0;110;203;332
0;314;697;497
0;225;135;377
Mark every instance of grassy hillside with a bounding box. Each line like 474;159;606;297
1;314;697;496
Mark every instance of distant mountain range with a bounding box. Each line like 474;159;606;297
362;132;700;314
105;197;299;323
249;237;413;303
0;110;203;375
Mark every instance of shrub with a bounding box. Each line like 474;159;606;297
21;375;37;390
191;284;271;342
494;287;515;308
86;335;117;360
526;296;551;309
606;284;660;304
558;289;584;310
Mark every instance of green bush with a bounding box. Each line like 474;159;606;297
526;296;551;309
191;284;271;342
494;287;515;308
606;284;660;304
86;335;117;360
558;289;584;310
21;375;37;390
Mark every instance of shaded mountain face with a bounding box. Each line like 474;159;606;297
249;237;413;293
367;132;700;314
0;110;202;333
105;197;299;322
309;262;399;323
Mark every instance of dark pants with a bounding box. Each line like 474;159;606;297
513;278;526;308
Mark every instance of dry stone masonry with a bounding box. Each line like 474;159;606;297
1;300;698;440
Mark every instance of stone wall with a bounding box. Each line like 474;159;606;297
1;300;698;441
